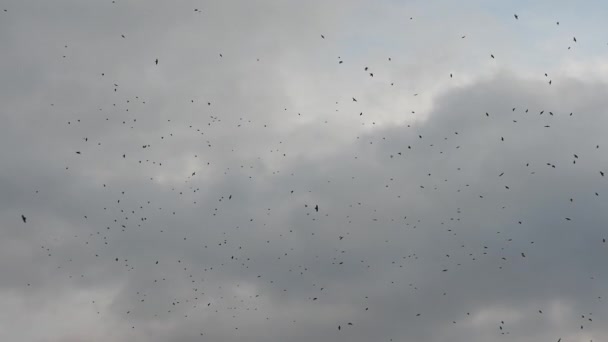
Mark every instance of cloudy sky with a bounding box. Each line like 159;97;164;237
2;1;608;341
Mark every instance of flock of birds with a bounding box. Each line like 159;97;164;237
7;5;608;342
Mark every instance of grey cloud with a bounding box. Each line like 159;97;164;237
2;1;608;342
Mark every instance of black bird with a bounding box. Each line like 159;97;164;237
21;215;26;223
155;59;158;65
321;34;325;39
514;14;518;19
491;54;495;58
315;205;319;212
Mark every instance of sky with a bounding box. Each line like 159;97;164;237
1;1;608;341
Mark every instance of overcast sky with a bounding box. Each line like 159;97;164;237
2;1;608;341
